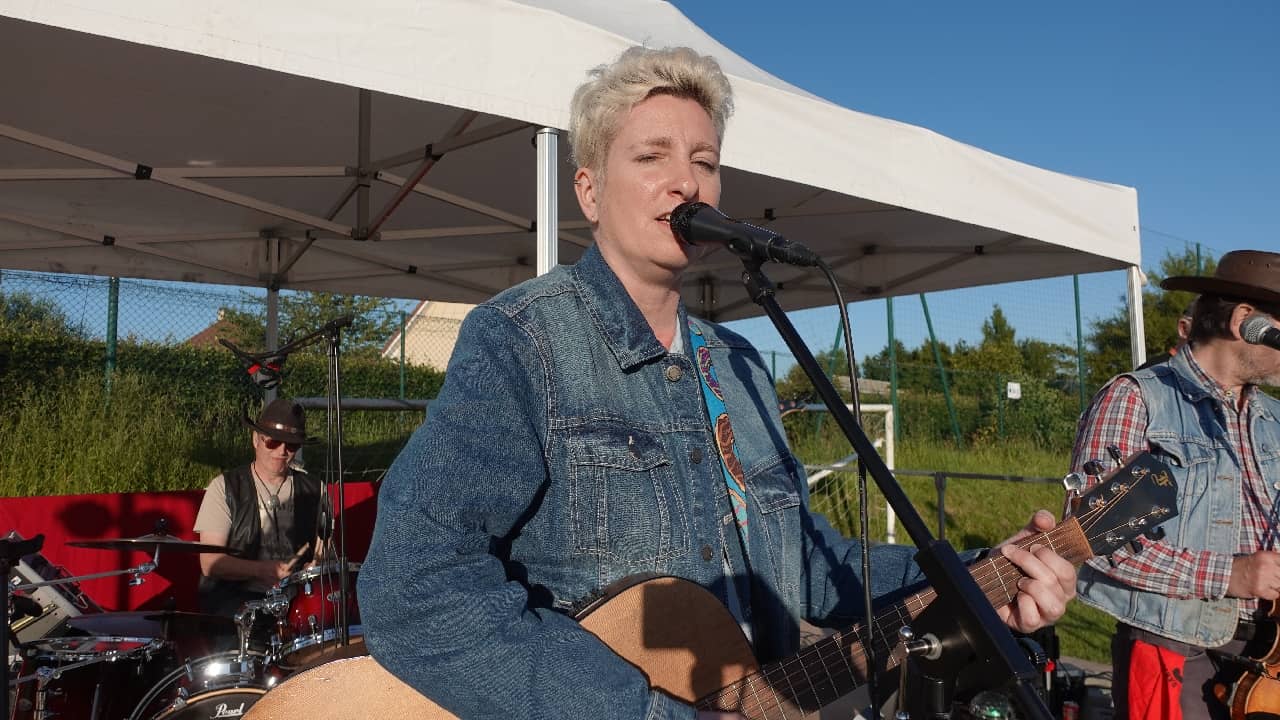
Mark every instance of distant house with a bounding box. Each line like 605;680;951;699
186;308;236;348
381;301;475;372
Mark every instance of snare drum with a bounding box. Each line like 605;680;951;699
128;651;278;720
14;636;171;720
272;562;362;667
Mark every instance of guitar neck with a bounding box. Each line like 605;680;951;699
698;518;1093;718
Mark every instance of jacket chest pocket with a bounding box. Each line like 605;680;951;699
567;425;689;562
744;454;803;595
1149;435;1224;545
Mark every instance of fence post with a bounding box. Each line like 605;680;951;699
770;350;777;379
887;296;901;441
1195;242;1202;275
997;373;1005;439
920;293;962;446
1073;274;1087;414
815;320;845;434
399;310;407;399
933;471;948;540
105;277;119;394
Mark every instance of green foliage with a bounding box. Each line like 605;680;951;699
220;291;400;358
1085;248;1213;387
0;330;444;497
1;289;85;336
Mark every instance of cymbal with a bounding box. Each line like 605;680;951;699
68;533;242;555
69;611;235;638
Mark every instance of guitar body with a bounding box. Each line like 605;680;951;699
244;576;762;719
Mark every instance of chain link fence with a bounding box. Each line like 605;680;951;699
0;233;1234;497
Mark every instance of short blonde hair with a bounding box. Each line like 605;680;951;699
569;46;734;172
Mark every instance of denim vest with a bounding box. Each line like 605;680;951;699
1076;350;1280;647
358;245;922;720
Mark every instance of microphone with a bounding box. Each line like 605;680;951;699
1241;314;1280;351
321;315;355;334
669;202;821;267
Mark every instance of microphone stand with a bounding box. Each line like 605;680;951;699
324;323;351;646
737;260;1051;720
220;315;353;647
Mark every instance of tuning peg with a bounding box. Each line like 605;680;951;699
1107;445;1125;463
1083;459;1108;477
1062;472;1086;494
1144;527;1166;542
1127;540;1143;554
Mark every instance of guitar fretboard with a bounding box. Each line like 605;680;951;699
694;519;1094;719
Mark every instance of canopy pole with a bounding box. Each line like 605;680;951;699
1127;265;1147;368
266;236;281;404
356;90;372;240
536;128;559;275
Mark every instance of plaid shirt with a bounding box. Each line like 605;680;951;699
1071;348;1274;618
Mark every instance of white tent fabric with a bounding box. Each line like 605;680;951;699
0;0;1139;321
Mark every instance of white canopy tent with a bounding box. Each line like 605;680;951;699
0;0;1141;339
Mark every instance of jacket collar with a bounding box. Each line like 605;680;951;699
571;244;682;370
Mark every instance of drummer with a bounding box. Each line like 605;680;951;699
194;398;323;617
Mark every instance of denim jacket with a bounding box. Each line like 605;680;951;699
359;245;923;720
1076;350;1280;647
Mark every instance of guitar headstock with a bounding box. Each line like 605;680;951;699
1070;451;1179;557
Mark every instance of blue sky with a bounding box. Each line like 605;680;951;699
669;1;1280;363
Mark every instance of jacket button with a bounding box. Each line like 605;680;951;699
700;544;714;562
690;448;703;464
665;365;683;382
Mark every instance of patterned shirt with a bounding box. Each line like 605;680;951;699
1070;347;1273;618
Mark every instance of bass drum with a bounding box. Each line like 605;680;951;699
129;651;278;720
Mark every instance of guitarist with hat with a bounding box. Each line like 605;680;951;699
1072;250;1280;720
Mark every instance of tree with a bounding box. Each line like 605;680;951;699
1084;248;1213;388
0;290;85;338
219;291;400;358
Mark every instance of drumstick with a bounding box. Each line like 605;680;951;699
286;541;312;571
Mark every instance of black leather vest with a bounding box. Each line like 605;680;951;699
197;464;321;616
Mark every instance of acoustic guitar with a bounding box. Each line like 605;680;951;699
245;453;1177;720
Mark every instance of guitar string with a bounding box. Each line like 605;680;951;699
718;511;1150;719
698;498;1156;715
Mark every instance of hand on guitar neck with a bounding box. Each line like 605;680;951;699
990;509;1078;633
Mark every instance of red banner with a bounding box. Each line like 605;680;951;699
1;483;378;612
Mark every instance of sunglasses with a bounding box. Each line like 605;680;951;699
262;437;301;452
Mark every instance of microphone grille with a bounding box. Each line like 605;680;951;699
668;201;708;242
1240;314;1272;344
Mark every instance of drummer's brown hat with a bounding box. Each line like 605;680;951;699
1161;250;1280;306
242;398;317;445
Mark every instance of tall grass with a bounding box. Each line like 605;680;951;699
0;371;425;496
0;372;243;496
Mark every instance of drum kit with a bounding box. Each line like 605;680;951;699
6;530;364;720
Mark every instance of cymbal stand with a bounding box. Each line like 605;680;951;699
4;533;44;720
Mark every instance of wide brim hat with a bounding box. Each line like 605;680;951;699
242;398;319;445
1160;250;1280;306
